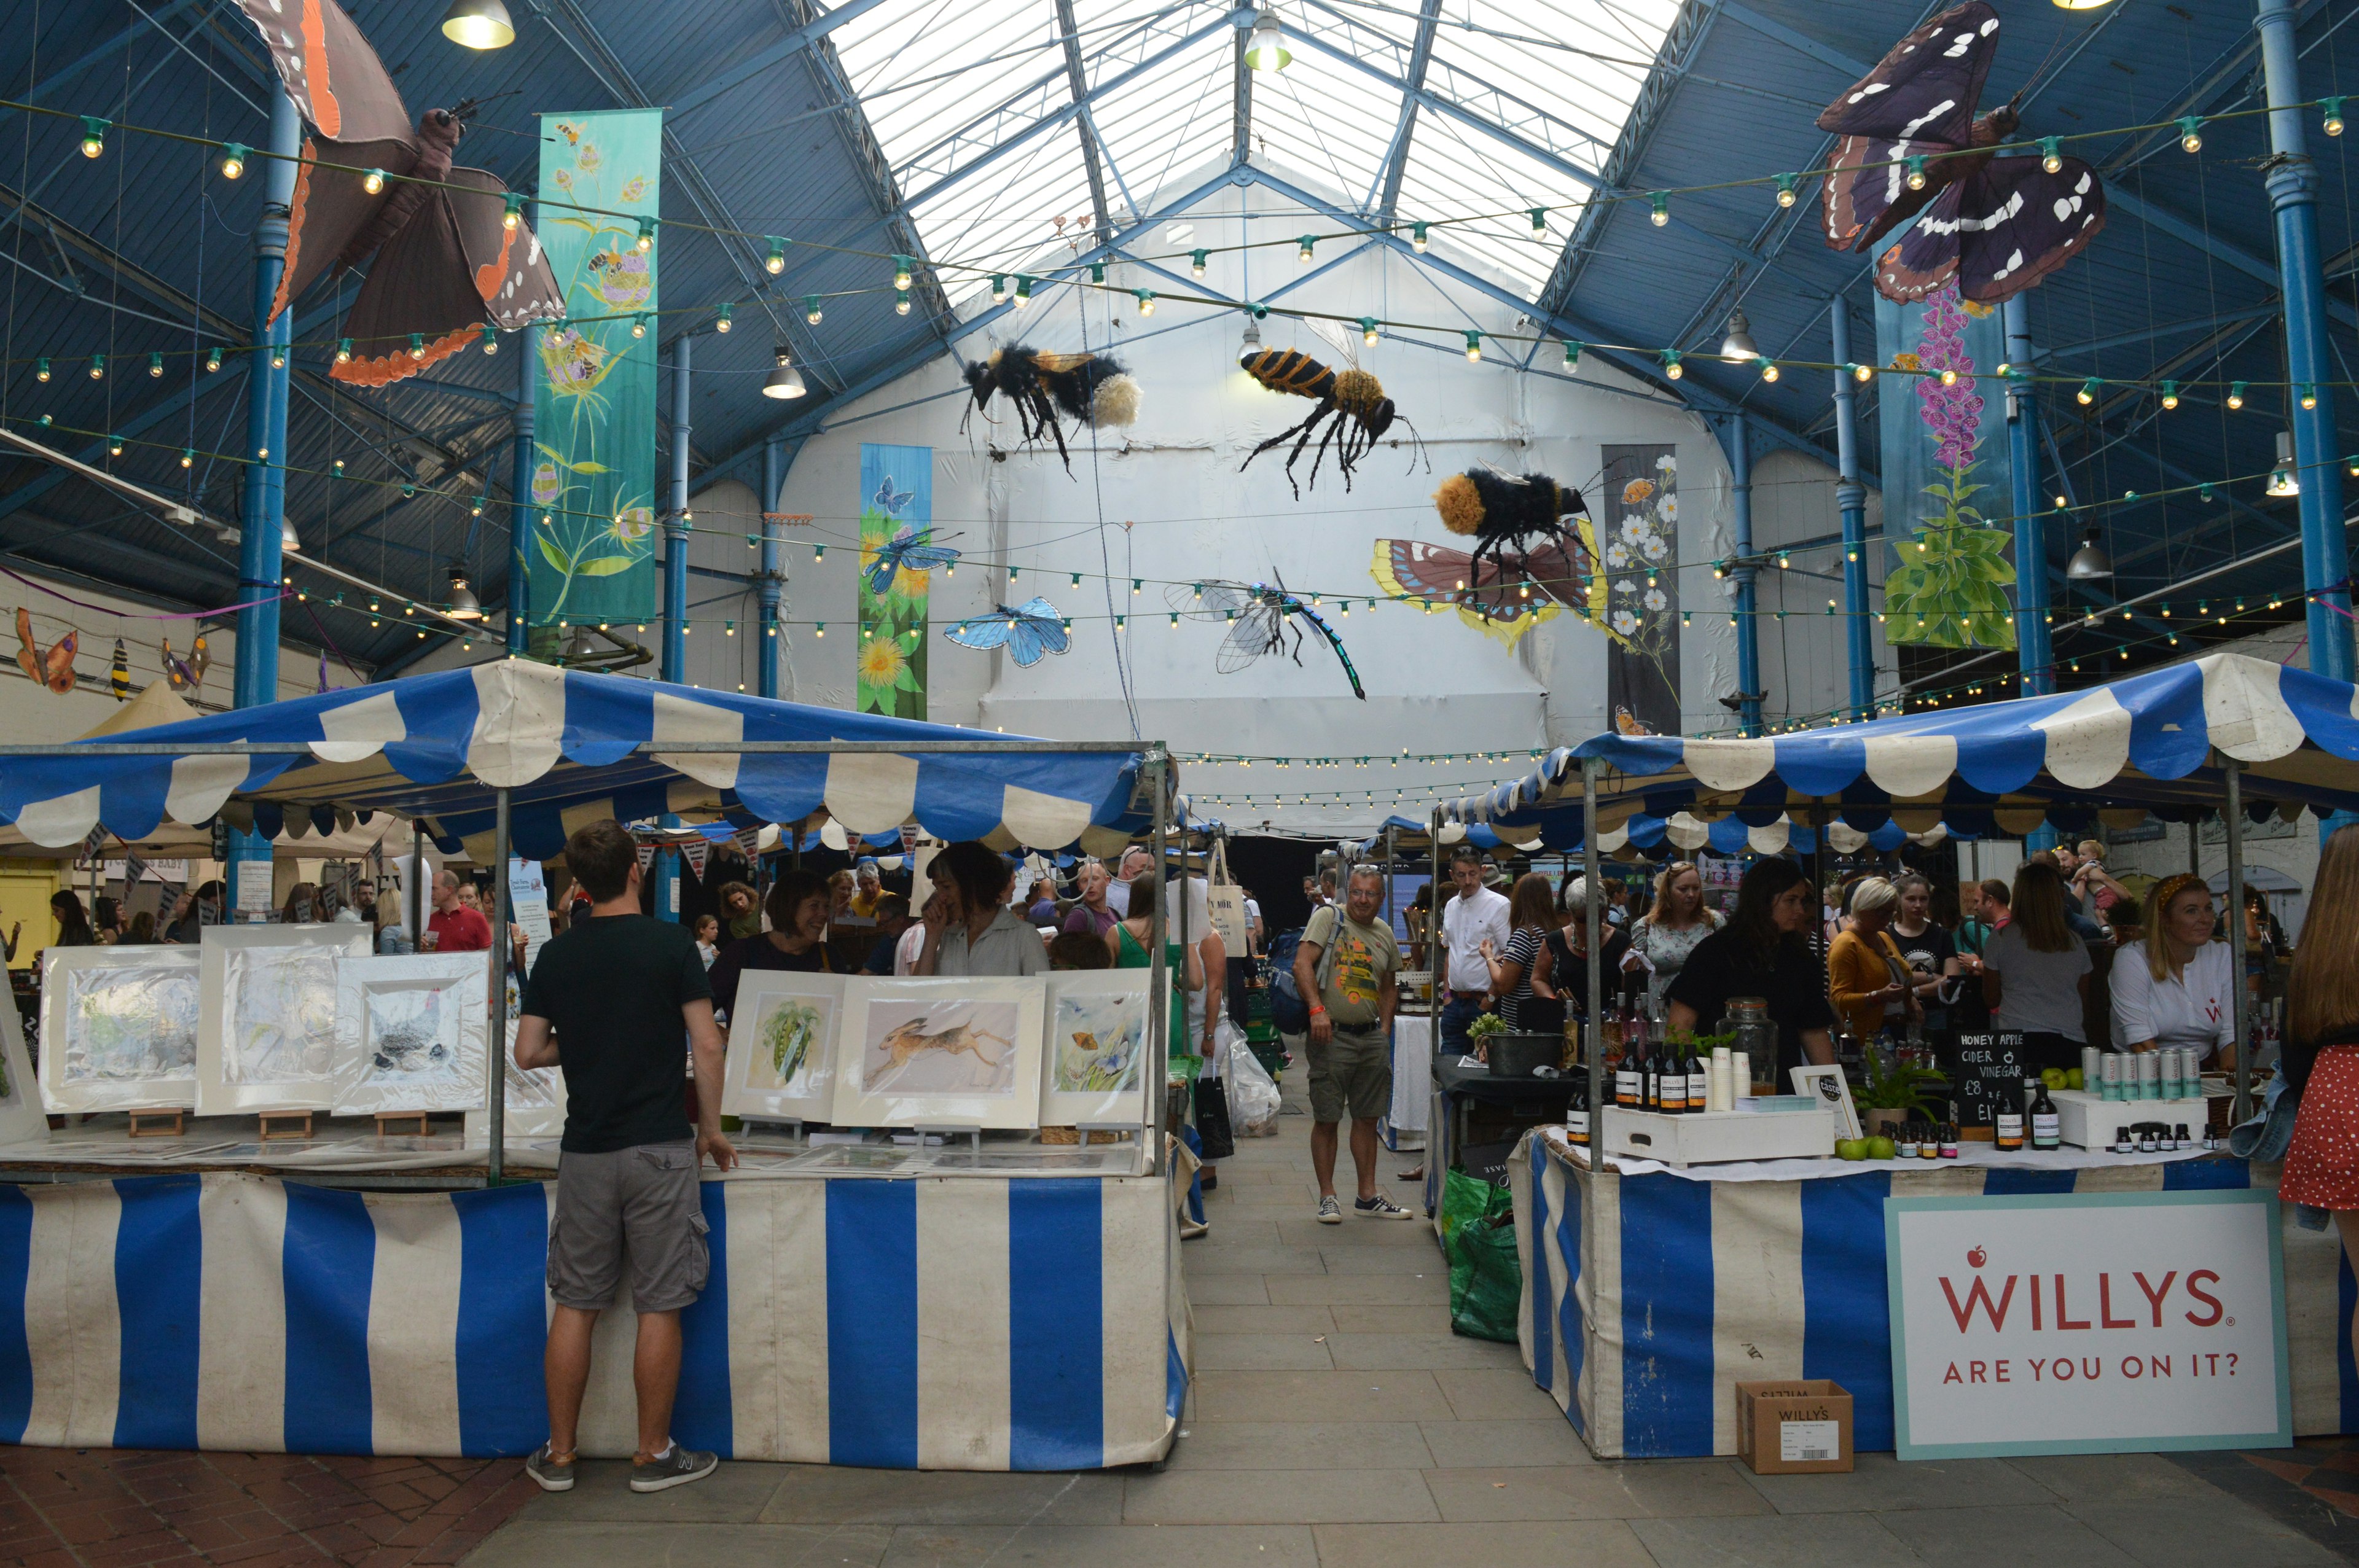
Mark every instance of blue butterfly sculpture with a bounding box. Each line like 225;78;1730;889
863;526;961;595
944;596;1070;668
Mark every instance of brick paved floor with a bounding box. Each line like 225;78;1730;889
0;1448;538;1568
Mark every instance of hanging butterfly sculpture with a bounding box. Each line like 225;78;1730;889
1373;469;1617;651
1818;0;2104;304
1164;579;1366;701
864;526;960;595
109;639;130;701
162;631;209;695
12;609;74;695
1238;319;1422;497
961;347;1140;474
232;0;563;385
944;596;1071;668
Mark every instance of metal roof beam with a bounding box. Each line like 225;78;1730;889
1231;15;1253;168
1369;0;1442;225
1052;0;1114;243
1242;168;1851;475
664;0;896;121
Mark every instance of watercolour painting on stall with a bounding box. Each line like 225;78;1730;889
1885;1190;2290;1460
39;945;201;1113
1040;971;1154;1126
832;977;1046;1129
721;971;844;1122
330;953;491;1117
195;926;374;1115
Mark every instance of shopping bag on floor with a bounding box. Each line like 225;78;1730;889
1194;1076;1237;1160
1441;1168;1520;1342
1227;1036;1282;1137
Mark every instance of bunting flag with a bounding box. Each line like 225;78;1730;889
682;840;710;878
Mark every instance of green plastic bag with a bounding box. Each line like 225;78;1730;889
1441;1168;1521;1343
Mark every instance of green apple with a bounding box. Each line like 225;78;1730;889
1865;1135;1897;1160
2065;1068;2084;1091
1834;1137;1867;1161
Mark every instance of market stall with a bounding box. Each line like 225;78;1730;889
0;658;1191;1467
1439;653;2359;1459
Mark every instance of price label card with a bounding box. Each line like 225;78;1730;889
1942;1030;2028;1128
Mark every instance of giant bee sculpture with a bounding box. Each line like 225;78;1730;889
961;346;1140;474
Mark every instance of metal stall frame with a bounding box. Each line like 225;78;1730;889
0;734;1170;1188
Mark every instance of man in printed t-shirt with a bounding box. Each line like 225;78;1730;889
1295;864;1412;1223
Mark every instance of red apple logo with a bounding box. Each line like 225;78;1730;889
1966;1246;1988;1268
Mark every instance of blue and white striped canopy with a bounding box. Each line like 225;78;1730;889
1444;653;2357;841
0;660;1150;861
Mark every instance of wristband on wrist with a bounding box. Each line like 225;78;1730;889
1309;1004;1328;1015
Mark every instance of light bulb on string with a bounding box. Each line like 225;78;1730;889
362;167;386;194
2178;116;2204;153
805;295;823;325
765;238;786;274
79;116;108;157
1136;289;1156;317
2326;96;2348;137
1774;173;1798;208
1904;155;1928;190
1191;249;1208;277
2228;381;2247;410
219;142;246;179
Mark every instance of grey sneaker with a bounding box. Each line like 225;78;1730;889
1316;1194;1344;1224
1355;1192;1416;1220
629;1443;719;1493
523;1443;576;1492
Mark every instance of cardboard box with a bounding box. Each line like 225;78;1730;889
1735;1379;1854;1475
1600;1106;1835;1168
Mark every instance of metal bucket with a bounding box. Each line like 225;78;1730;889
1487;1032;1560;1078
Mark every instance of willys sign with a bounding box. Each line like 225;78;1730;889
1885;1190;2290;1459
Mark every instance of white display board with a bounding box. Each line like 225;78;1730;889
196;925;372;1114
0;993;45;1146
330;953;490;1115
720;971;844;1123
1039;970;1152;1128
39;945;201;1112
832;977;1046;1130
1886;1190;2290;1459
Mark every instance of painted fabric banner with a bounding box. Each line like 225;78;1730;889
1601;445;1679;736
527;109;662;627
857;445;933;719
1877;281;2016;650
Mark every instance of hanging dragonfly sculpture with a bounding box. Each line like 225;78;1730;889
1165;578;1365;700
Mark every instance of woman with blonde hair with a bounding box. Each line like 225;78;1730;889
1979;859;2092;1071
1827;877;1920;1044
2274;827;2359;1368
1623;860;1721;1014
2110;873;2235;1061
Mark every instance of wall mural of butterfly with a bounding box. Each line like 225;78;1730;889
863;526;961;596
872;475;917;516
12;609;74;695
1818;1;2103;304
1164;579;1366;701
944;597;1071;668
232;0;564;386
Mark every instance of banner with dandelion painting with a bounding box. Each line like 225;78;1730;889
857;444;931;719
1876;281;2016;650
526;108;662;627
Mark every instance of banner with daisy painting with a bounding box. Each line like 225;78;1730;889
856;444;932;719
1602;445;1680;736
526;108;662;627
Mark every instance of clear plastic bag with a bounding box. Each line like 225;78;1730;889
1227;1034;1281;1136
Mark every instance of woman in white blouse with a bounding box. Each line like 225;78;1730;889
2110;873;2236;1061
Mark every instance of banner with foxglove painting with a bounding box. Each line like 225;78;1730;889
1877;281;2016;650
527;108;662;627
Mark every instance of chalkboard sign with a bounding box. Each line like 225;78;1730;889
1944;1031;2028;1129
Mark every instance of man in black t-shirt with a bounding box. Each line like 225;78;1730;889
517;819;736;1497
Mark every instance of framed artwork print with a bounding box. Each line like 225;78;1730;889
331;952;490;1115
1039;970;1153;1127
720;970;844;1123
39;945;201;1113
831;976;1046;1130
197;924;372;1114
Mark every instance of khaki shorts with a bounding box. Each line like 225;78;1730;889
1307;1025;1392;1125
548;1141;710;1313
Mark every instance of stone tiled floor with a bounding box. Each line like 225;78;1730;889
5;1059;2355;1568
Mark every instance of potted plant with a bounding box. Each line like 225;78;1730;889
1855;1053;1949;1136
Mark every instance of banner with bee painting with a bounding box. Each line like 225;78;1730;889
856;445;932;719
1601;445;1680;737
526;108;662;626
1877;282;2016;649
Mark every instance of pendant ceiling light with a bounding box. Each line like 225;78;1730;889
440;0;515;48
1245;7;1291;71
1718;308;1759;363
280;518;302;556
762;347;807;400
2065;528;2113;580
446;568;485;620
2268;431;2301;497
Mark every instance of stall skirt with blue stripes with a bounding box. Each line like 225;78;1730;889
1512;1137;2356;1459
0;1172;1189;1467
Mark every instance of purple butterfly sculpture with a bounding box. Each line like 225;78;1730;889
1817;1;2104;305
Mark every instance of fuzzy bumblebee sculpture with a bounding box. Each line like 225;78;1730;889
1433;467;1590;579
1238;319;1419;496
961;346;1140;474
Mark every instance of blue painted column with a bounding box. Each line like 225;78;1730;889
1727;417;1762;736
1830;303;1874;720
229;88;302;918
2003;295;2053;697
507;319;538;654
2259;0;2354;688
662;336;692;683
758;435;784;698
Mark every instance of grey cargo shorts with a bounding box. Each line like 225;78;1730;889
548;1141;711;1313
